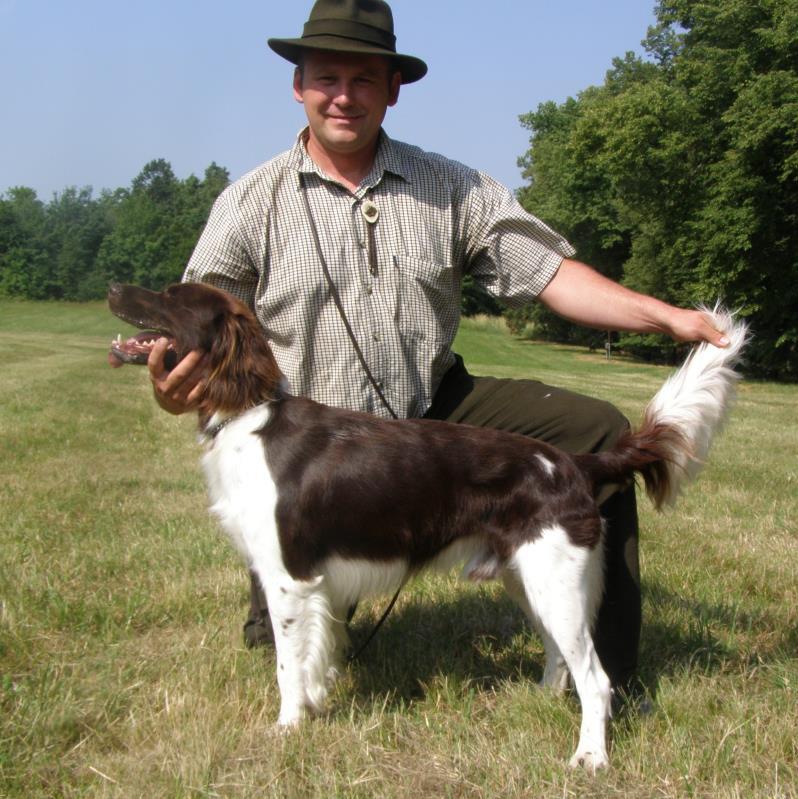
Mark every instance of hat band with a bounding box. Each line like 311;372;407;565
302;18;397;52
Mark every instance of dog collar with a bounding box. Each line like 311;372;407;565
204;413;241;440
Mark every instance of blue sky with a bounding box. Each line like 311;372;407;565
0;1;658;200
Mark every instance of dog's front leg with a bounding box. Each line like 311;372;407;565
264;578;312;727
261;573;336;727
328;597;352;668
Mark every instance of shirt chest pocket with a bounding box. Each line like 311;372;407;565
393;255;458;344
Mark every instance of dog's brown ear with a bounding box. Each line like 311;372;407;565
200;306;283;414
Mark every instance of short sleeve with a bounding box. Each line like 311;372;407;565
462;171;575;307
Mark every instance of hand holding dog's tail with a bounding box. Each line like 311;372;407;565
642;305;748;506
579;306;748;508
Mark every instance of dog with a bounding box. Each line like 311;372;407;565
107;281;747;770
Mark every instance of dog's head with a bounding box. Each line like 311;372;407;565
108;282;245;367
108;282;284;413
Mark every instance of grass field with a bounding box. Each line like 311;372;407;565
1;299;796;798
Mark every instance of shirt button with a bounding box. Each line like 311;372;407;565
372;331;381;342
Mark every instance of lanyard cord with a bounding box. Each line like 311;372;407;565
299;174;398;420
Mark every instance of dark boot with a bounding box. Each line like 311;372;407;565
592;486;641;694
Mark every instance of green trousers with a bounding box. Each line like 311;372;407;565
247;355;641;689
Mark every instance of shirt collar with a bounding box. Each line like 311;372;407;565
372;130;410;184
290;128;410;190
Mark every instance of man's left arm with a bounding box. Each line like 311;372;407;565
539;259;730;347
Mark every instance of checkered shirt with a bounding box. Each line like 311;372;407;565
183;129;575;419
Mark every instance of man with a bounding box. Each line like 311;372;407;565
149;0;728;698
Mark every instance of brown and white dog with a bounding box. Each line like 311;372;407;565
108;281;747;770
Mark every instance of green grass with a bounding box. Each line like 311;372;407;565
1;301;796;798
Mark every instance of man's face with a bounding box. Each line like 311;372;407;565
293;51;401;157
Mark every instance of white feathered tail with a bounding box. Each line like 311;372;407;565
577;305;748;509
643;305;748;505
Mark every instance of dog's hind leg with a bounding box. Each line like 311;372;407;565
502;570;571;693
539;628;571;695
327;597;352;666
512;526;611;771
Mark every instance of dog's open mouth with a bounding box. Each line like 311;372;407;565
108;331;178;369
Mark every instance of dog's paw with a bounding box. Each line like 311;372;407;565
271;722;298;737
326;665;341;683
568;748;609;773
275;711;304;732
540;665;572;695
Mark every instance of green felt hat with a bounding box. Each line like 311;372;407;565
268;0;428;84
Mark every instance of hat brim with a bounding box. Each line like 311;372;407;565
268;36;427;84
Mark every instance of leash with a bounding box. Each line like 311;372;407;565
347;576;408;662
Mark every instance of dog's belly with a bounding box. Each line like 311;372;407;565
320;556;408;609
318;535;489;609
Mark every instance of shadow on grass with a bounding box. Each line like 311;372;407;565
336;579;795;713
637;580;797;696
346;591;540;706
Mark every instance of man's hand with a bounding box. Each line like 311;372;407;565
658;306;731;347
148;338;208;415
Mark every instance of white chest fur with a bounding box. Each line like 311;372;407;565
201;407;281;566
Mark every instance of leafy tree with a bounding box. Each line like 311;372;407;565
516;0;798;377
47;187;113;299
95;159;180;289
95;159;230;292
0;188;51;298
461;275;503;317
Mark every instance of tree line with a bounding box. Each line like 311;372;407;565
0;159;230;302
1;0;796;377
